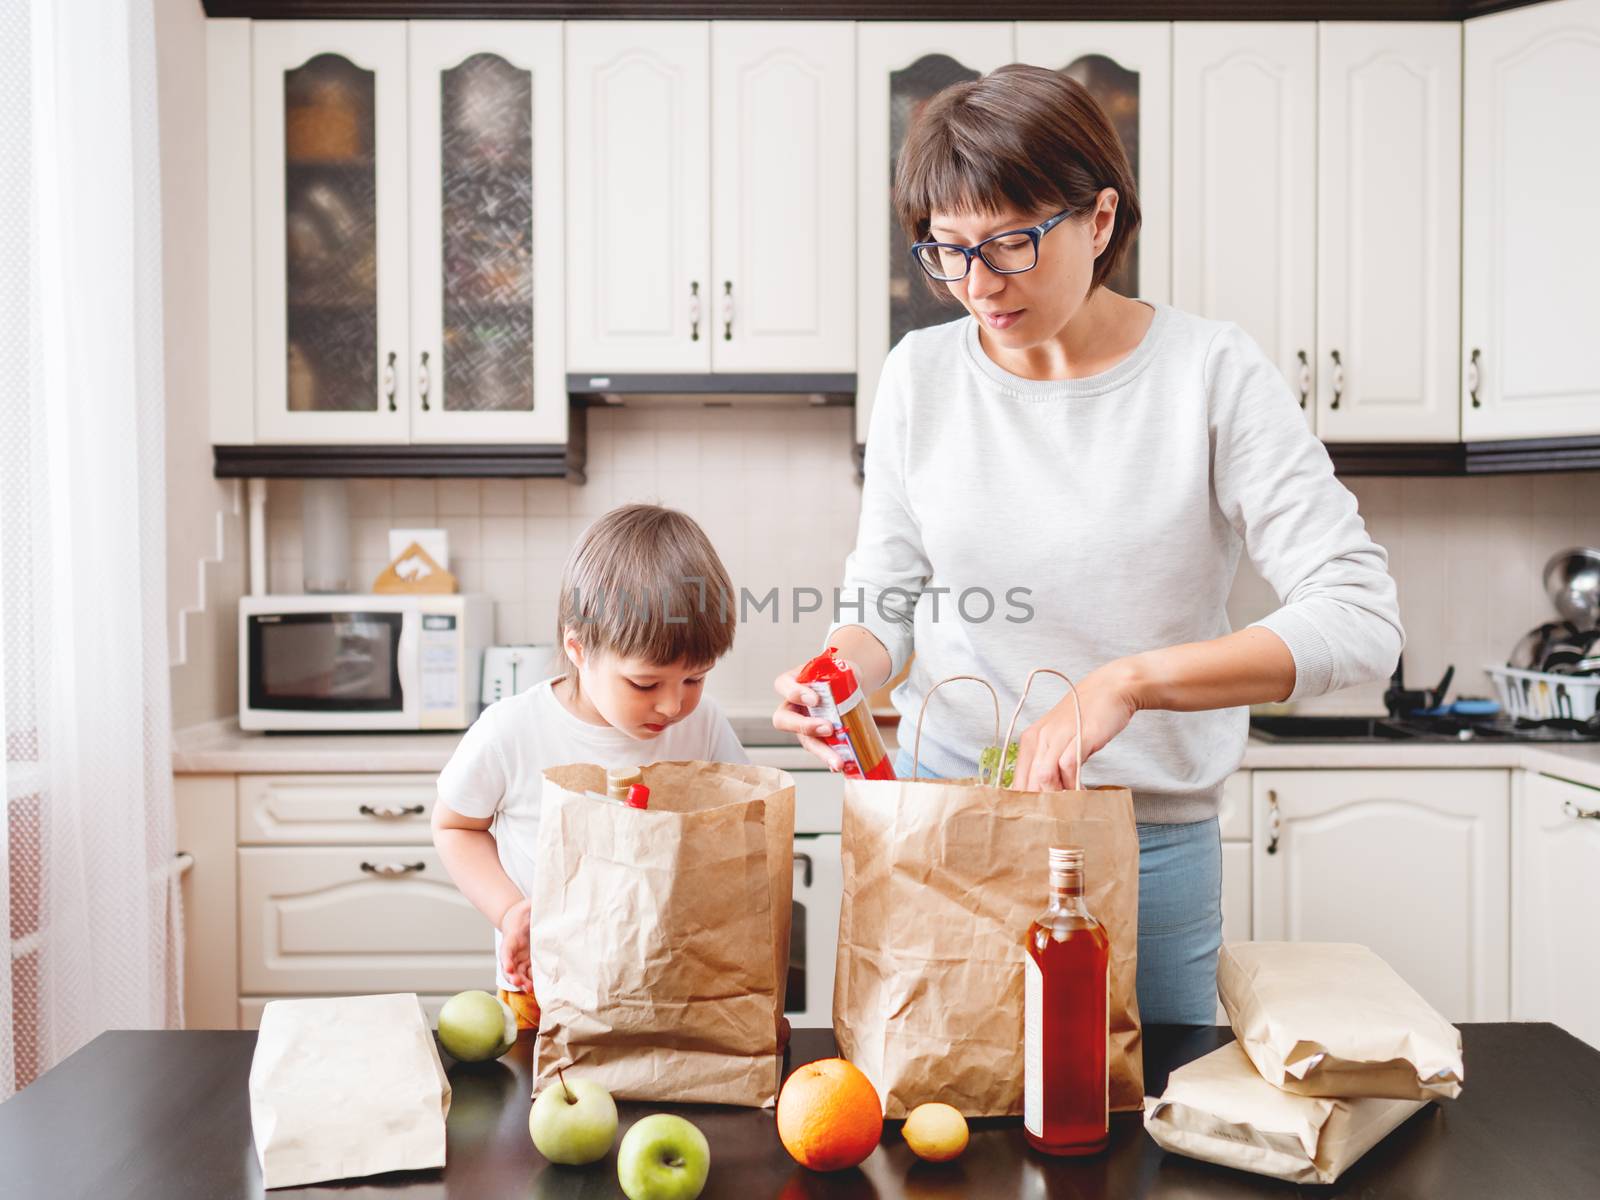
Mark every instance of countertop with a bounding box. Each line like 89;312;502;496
172;717;1600;790
4;1024;1596;1198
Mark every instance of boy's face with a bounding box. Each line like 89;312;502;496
566;637;711;740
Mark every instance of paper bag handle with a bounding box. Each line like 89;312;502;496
911;675;1000;783
999;667;1084;791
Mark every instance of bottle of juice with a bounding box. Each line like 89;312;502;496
1023;845;1109;1156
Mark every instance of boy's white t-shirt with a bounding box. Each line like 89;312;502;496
436;675;750;991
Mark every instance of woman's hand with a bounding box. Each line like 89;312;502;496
1013;661;1141;792
772;662;846;770
497;897;535;993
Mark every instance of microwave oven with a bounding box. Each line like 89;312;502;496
239;594;492;731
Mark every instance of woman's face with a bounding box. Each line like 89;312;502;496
926;188;1119;347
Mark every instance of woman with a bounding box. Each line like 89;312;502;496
771;65;1402;1025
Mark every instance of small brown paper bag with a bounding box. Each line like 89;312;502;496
529;761;794;1107
834;670;1143;1118
1144;1041;1427;1184
1218;942;1464;1100
248;993;451;1189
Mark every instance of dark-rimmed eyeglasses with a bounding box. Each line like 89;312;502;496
910;209;1075;282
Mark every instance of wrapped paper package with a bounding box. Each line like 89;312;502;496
248;993;451;1190
1145;1041;1428;1184
1219;941;1464;1100
530;761;794;1107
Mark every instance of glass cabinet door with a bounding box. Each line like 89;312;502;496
409;22;566;443
1017;22;1172;305
253;23;410;443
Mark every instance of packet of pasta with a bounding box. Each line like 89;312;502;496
796;648;895;780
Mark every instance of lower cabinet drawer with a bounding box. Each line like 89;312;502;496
238;846;495;994
239;993;458;1030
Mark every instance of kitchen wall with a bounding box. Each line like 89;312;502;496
259;409;1598;717
157;0;246;729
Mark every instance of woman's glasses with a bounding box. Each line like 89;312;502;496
910;209;1075;282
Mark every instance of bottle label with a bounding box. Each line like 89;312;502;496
1024;953;1042;1136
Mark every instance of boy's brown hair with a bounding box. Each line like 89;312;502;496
892;63;1141;295
557;504;736;668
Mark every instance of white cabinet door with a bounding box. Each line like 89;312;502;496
1316;23;1461;444
408;22;566;444
710;23;855;373
240;993;457;1030
1253;770;1510;1021
253;23;411;443
1014;22;1171;305
1174;24;1317;430
237;773;438;845
1463;0;1600;440
1220;841;1252;946
566;23;711;373
855;23;1015;446
239;846;495;994
1513;772;1600;1049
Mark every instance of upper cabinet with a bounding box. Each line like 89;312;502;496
1316;23;1461;443
855;23;1015;446
217;20;567;446
1463;0;1600;441
1174;24;1318;431
565;21;855;378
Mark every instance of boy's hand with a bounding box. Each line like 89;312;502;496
497;897;534;993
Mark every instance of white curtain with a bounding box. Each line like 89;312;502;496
1;0;182;1098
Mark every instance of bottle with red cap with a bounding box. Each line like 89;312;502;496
795;648;896;780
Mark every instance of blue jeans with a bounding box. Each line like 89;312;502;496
892;749;1222;1025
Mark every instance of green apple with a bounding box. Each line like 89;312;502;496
529;1072;618;1165
617;1113;710;1200
436;990;516;1063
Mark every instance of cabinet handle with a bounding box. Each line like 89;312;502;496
722;281;734;341
360;860;425;877
1562;800;1600;821
383;351;398;412
1295;350;1311;409
1267;789;1281;855
417;350;431;412
689;281;702;342
1329;349;1344;410
1468;348;1482;409
793;850;813;888
359;803;425;820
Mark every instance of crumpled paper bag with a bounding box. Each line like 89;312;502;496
248;993;450;1189
1145;1040;1427;1184
1219;941;1464;1100
529;761;794;1107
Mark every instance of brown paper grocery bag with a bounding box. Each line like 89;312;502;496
834;670;1143;1118
529;761;794;1107
248;994;451;1189
1144;1041;1427;1184
1218;941;1464;1101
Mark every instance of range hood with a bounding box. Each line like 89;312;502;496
567;372;856;408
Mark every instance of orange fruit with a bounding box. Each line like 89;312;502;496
776;1058;883;1171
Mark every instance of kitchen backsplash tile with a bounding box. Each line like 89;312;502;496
264;416;1596;716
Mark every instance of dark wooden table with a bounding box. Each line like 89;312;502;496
3;1023;1598;1198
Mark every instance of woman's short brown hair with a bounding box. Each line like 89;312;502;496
557;503;736;668
893;63;1141;294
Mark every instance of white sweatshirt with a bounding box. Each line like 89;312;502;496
830;304;1403;823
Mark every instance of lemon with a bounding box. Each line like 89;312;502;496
902;1102;968;1162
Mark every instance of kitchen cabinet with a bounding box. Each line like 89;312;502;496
1174;23;1318;431
855;22;1015;446
1463;0;1600;440
1252;769;1510;1022
1014;22;1172;307
1512;772;1600;1050
565;22;855;376
1217;771;1251;1021
218;20;568;446
1316;23;1461;443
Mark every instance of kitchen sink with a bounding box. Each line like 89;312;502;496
1249;715;1418;741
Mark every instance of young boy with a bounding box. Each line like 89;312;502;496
433;504;747;1028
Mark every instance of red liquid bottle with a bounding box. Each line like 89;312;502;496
1023;846;1109;1156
